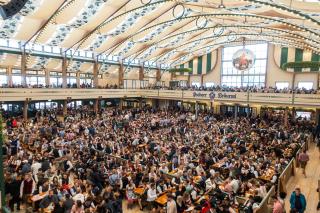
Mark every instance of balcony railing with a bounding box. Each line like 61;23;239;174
1;88;320;107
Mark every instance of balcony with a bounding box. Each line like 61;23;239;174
1;88;320;107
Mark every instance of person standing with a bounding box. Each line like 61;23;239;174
298;150;309;177
166;193;177;213
272;195;284;213
289;188;306;213
19;173;35;208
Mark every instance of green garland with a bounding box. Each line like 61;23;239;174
0;114;4;209
168;68;193;73
281;61;320;71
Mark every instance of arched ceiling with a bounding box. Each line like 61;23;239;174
0;0;319;68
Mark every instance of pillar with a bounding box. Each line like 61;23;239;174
0;114;5;208
62;58;67;88
234;104;238;119
76;72;80;88
45;69;50;87
139;66;144;81
21;52;27;86
187;74;191;87
156;69;161;82
291;72;296;90
316;109;320;126
7;66;12;87
93;61;99;88
118;64;124;88
63;100;67;115
195;101;199;120
94;99;99;113
170;72;176;81
317;72;320;90
139;98;143;109
200;74;204;87
23;100;28;121
284;107;289;127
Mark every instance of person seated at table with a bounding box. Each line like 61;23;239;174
157;179;168;194
213;172;224;185
38;179;51;194
126;180;137;209
39;190;59;211
167;193;178;213
70;200;84;213
147;183;157;211
205;175;216;192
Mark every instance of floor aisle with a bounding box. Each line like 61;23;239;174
285;142;320;212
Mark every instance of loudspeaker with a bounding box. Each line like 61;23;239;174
0;0;28;19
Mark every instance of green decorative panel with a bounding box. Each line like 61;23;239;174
280;47;288;68
206;53;212;73
197;56;202;75
294;48;303;72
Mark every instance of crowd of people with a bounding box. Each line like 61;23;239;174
1;82;319;94
150;85;320;94
2;105;315;213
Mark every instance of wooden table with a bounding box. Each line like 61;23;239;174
134;187;145;196
31;192;47;202
155;193;168;206
259;169;275;182
193;176;202;183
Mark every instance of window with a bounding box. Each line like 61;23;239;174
221;43;268;87
12;76;22;85
275;82;289;90
67;78;77;85
26;76;46;86
12;69;21;74
50;77;62;87
191;82;200;87
205;82;215;88
296;111;311;120
0;75;7;86
26;76;38;85
298;82;313;90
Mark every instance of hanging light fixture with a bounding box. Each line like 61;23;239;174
218;0;225;8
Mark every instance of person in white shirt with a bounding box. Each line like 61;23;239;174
31;160;42;182
205;176;216;192
230;178;240;194
166;193;177;213
147;183;157;211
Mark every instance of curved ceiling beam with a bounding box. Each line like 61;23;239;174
128;13;320;40
124;24;319;60
103;3;177;57
64;0;132;53
96;12;320;59
242;0;320;26
152;33;317;64
25;0;79;65
66;0;172;54
169;39;307;67
24;0;71;46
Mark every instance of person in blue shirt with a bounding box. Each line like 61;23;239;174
290;187;306;213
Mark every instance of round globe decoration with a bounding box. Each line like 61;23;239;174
232;48;255;71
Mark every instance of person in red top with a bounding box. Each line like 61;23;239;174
272;195;284;213
11;117;17;128
298;150;309;177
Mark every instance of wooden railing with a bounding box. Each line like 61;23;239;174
257;135;312;213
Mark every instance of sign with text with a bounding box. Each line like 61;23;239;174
193;92;237;100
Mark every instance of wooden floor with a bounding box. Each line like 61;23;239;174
285;142;320;212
